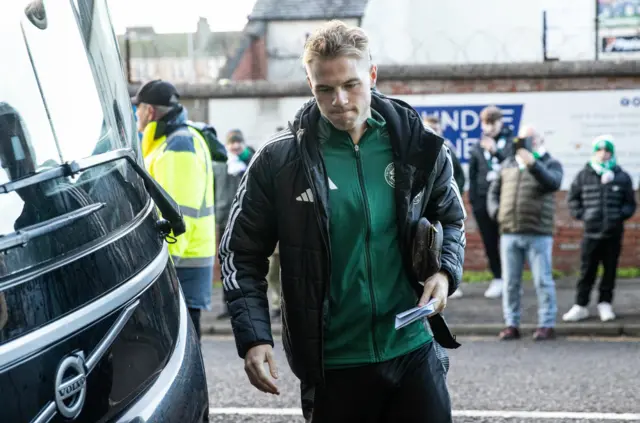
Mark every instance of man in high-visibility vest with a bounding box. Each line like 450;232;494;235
132;80;215;340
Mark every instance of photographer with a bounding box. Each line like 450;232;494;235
487;125;563;341
468;106;514;298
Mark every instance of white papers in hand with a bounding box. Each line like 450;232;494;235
394;299;439;330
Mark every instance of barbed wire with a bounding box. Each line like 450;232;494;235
266;24;602;81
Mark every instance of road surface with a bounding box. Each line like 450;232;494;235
203;336;640;423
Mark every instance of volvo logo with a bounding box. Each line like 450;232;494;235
32;300;140;423
54;352;87;419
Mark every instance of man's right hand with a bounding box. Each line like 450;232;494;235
480;136;497;153
244;344;280;395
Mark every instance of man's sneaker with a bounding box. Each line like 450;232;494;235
499;326;520;340
533;327;556;341
449;288;463;299
562;305;589;322
484;279;503;299
597;302;616;322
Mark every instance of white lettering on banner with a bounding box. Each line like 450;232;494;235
415;104;524;163
402;89;640;190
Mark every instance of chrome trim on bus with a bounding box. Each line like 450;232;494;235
115;289;190;422
0;246;169;370
0;198;154;291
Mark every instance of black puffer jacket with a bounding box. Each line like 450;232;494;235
567;164;636;238
468;126;514;210
219;92;466;386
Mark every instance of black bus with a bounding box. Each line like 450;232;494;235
0;1;209;422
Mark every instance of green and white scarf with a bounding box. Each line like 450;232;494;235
589;137;616;175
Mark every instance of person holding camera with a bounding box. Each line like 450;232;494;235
563;135;636;322
487;125;563;341
468;106;514;299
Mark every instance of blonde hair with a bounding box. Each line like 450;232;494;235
302;20;371;65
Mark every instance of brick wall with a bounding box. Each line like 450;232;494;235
231;38;268;81
462;191;640;273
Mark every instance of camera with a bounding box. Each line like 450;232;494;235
513;136;533;152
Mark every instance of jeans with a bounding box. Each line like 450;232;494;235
501;234;557;328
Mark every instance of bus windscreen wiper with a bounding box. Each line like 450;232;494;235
0;202;105;253
0;148;185;237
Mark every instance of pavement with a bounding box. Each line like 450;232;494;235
202;278;640;337
203;335;640;422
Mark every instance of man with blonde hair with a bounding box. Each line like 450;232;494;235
487;125;563;341
220;20;465;422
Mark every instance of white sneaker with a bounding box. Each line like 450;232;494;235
597;302;616;322
562;305;589;322
484;279;503;299
450;289;463;299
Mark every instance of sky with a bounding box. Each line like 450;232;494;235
107;0;258;34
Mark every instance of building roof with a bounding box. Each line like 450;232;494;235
248;0;369;21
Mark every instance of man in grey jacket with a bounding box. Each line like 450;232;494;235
487;125;563;341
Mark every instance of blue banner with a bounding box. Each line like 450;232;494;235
414;104;524;163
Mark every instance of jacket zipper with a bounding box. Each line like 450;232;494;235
353;143;380;361
600;181;606;227
295;128;332;380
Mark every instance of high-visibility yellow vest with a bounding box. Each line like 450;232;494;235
141;120;215;268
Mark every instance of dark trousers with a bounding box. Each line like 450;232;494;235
188;308;202;340
216;223;230;312
310;342;451;423
576;233;623;306
473;204;502;279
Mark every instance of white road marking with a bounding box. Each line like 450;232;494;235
209;408;640;420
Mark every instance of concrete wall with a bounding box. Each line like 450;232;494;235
128;57;227;84
361;0;596;64
265;19;360;81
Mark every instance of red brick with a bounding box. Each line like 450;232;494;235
462;191;640;273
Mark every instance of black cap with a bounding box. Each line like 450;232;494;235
131;79;180;107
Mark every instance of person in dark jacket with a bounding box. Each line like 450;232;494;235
424;115;466;193
424;115;467;299
487;125;563;341
468;106;514;299
213;129;254;320
219;20;466;423
563;136;636;322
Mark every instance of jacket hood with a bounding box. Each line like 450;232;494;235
152;105;189;140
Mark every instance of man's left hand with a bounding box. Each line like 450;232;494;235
418;271;449;315
516;148;535;166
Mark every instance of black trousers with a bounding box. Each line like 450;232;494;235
310;342;451;423
188;307;202;340
576;233;623;306
473;205;502;279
